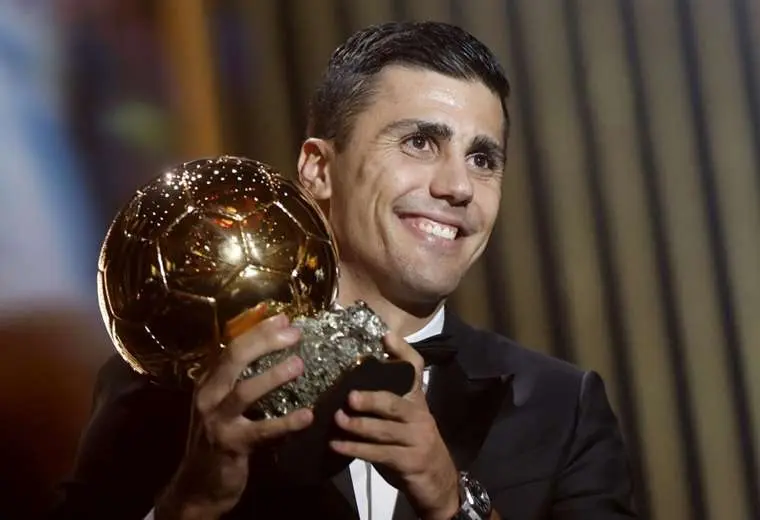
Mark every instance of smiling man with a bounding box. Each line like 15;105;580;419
301;64;505;334
51;21;637;520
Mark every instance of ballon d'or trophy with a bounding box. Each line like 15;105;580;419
97;155;415;483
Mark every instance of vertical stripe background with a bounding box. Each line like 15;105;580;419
170;2;760;518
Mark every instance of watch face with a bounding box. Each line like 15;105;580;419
460;472;491;518
469;477;491;515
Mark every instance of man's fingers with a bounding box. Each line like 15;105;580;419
221;314;300;376
216;355;305;418
329;439;406;468
216;408;314;451
197;313;301;412
224;302;273;340
383;331;424;368
347;390;416;421
244;408;314;443
335;409;413;445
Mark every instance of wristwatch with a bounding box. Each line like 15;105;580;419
451;471;492;520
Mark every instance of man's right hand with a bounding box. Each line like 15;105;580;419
154;312;314;520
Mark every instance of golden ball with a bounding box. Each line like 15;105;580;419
97;156;339;386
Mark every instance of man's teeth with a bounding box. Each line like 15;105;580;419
415;219;457;240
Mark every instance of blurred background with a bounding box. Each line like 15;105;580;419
0;0;758;518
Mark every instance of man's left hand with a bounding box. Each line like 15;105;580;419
330;332;460;520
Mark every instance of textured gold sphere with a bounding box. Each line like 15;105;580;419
97;156;339;386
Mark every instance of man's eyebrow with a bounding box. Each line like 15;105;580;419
378;118;454;140
468;135;506;165
378;118;505;163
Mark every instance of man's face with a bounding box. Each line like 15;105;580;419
322;66;506;307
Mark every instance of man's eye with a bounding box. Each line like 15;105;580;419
406;134;431;151
472;154;492;169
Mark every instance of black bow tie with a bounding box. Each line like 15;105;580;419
410;333;458;366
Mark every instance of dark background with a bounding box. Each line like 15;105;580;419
0;1;758;519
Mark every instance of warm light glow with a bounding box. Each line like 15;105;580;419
219;238;243;263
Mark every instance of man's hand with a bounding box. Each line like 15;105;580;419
329;332;460;520
155;310;314;520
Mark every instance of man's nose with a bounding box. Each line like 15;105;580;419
429;158;474;206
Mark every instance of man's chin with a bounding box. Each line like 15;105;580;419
393;274;459;308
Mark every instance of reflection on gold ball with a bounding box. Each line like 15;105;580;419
97;156;339;386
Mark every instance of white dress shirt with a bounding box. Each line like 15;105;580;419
145;306;446;520
349;306;445;520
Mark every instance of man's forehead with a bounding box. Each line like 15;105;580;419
368;67;504;133
372;65;483;96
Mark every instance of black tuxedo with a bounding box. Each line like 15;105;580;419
49;308;637;519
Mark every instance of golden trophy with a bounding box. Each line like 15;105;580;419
97;155;414;481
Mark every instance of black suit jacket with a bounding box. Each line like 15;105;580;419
49;308;637;519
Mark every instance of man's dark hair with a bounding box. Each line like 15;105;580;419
307;21;511;151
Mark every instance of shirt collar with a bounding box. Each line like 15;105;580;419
403;305;445;343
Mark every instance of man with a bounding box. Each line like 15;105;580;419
51;21;636;519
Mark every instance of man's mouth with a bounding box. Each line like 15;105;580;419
402;216;459;241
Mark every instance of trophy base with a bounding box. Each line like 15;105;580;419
273;357;416;485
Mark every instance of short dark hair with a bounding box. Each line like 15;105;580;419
307;21;511;151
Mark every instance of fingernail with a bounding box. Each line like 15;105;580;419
298;408;313;424
278;326;301;341
286;355;303;375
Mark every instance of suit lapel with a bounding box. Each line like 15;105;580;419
431;308;514;468
329;467;359;517
391;494;417;520
393;309;514;520
428;363;513;469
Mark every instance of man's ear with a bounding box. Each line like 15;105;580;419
297;138;334;201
